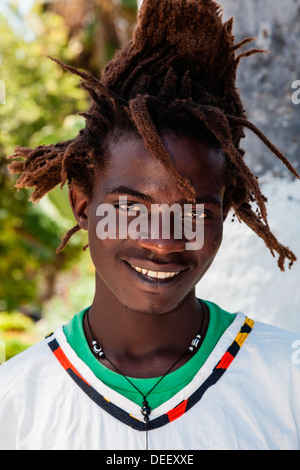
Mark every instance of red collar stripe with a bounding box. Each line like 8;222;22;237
48;317;254;432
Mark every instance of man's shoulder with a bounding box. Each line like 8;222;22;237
251;318;300;345
244;318;300;376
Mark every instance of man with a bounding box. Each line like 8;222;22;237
1;0;299;450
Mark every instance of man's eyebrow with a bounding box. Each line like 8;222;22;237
106;186;222;206
177;196;222;207
106;185;154;202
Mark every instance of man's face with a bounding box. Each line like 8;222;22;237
74;133;227;315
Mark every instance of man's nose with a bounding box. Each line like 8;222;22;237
136;236;186;254
135;215;186;254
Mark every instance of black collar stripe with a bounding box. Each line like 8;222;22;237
47;317;254;432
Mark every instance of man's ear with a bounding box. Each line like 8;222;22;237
69;188;89;231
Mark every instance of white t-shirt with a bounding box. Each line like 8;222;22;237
0;312;299;450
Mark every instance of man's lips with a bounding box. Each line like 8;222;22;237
123;260;189;281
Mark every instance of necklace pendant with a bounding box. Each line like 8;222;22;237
141;399;151;423
92;340;105;358
189;333;202;353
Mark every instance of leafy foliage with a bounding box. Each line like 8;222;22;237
0;0;139;346
0;4;88;314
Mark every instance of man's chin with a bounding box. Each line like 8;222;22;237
121;291;194;316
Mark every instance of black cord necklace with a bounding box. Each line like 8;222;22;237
85;301;205;449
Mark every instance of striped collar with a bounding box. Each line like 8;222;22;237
46;313;254;432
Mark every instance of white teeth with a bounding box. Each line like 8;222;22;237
130;265;179;279
157;271;165;279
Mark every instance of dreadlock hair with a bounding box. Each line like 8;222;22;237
8;0;300;271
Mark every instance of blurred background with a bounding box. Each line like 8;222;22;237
0;0;299;361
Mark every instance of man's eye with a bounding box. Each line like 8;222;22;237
182;209;206;220
118;203;147;216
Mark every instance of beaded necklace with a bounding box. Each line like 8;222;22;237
85;301;205;449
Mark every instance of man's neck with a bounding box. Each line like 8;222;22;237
83;276;208;378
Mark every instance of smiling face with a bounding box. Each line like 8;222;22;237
71;132;228;315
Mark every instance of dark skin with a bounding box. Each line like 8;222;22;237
69;132;228;378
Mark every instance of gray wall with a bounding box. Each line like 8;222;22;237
220;0;300;176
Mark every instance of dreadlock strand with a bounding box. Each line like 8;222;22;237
56;224;81;253
179;70;193;99
80;81;104;107
8;141;72;202
59;138;98;197
128;74;152;99
161;66;178;102
228;116;300;179
129;95;196;200
170;100;268;219
232;36;256;51
235;48;269;66
119;44;173;99
236;204;297;271
7;161;25;175
48;56;124;104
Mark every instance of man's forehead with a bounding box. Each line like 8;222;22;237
93;132;226;201
105;131;225;171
